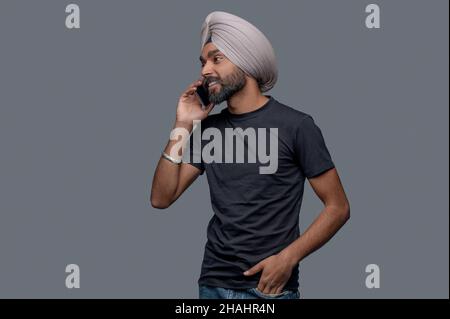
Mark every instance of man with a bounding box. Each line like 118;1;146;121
151;11;350;299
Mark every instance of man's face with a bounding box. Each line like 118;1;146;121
199;42;247;104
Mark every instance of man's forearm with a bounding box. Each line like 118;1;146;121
150;121;193;208
279;204;350;267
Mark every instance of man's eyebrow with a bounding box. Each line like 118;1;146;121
199;49;222;62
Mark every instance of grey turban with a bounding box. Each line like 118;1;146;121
200;11;278;92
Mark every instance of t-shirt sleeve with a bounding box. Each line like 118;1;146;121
182;123;205;175
294;115;335;178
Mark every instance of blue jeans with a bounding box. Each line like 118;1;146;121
199;284;300;299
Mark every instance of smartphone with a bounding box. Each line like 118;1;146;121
196;81;211;107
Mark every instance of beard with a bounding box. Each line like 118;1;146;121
206;67;247;104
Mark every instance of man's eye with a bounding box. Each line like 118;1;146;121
214;56;223;63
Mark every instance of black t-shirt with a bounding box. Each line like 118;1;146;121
182;96;335;290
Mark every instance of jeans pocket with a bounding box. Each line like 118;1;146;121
251;287;292;299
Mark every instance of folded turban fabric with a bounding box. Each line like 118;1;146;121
200;11;278;92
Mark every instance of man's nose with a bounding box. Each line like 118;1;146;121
201;61;214;78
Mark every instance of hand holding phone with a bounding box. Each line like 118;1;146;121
176;79;215;125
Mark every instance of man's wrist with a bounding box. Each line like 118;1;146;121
174;120;193;131
278;246;301;268
162;151;182;165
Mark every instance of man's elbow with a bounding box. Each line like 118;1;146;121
151;200;169;209
150;195;172;210
339;203;351;223
329;202;350;224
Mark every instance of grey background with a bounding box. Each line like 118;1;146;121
0;0;448;298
